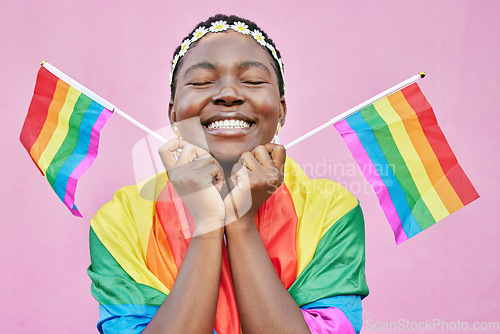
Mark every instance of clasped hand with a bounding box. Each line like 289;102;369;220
158;138;286;236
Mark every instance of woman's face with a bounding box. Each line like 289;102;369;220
169;30;286;162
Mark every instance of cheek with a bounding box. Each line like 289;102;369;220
252;93;281;121
251;94;281;141
173;91;211;121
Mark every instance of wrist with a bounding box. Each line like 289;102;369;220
192;217;225;238
192;225;225;240
225;214;257;235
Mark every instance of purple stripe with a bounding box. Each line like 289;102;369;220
334;119;408;244
301;307;355;333
63;107;113;209
70;206;83;217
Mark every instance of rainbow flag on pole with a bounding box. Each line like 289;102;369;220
20;63;113;217
334;83;479;244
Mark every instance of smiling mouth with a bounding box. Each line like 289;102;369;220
205;119;253;130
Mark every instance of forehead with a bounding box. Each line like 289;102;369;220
180;30;274;70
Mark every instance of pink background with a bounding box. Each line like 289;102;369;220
2;0;499;333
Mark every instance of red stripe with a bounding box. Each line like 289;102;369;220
154;182;298;333
20;67;59;172
155;182;240;334
256;183;298;289
402;84;479;206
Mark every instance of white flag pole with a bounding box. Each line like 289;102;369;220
284;72;426;150
113;108;167;142
41;61;168;143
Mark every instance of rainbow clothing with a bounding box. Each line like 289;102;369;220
88;157;369;333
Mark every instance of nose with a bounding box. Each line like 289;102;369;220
212;83;244;106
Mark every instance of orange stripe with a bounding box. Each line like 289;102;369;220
387;91;463;213
29;79;70;163
146;213;177;291
155;182;240;334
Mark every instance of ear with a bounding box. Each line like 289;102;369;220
278;97;287;126
168;100;177;124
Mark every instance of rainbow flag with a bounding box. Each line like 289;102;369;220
334;83;478;244
20;64;113;216
88;158;369;333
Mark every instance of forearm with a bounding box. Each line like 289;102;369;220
143;228;223;334
225;217;310;334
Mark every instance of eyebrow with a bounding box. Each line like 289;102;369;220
184;62;217;77
183;60;271;78
238;61;271;74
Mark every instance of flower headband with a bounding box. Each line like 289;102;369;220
169;20;285;93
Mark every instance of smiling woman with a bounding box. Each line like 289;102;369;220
87;14;368;334
169;18;286;164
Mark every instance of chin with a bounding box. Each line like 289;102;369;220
207;140;255;161
211;151;242;165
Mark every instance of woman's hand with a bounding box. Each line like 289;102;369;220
159;138;226;236
224;143;286;224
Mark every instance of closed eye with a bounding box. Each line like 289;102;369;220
243;81;266;85
189;82;213;86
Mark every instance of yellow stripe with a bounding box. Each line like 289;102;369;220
388;92;464;214
374;98;450;221
92;159;356;290
91;173;170;295
37;86;81;173
284;158;358;276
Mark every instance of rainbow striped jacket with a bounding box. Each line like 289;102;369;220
88;157;369;333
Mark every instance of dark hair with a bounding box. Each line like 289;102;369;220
170;14;285;99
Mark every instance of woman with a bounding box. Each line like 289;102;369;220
88;14;368;334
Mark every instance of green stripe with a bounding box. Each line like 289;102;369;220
288;204;369;306
88;227;166;307
360;105;436;228
45;94;92;189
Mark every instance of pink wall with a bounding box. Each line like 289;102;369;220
2;0;499;333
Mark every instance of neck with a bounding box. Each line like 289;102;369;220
218;160;237;199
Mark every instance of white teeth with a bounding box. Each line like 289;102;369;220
207;119;251;129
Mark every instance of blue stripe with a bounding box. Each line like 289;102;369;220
98;304;158;334
345;112;422;238
53;100;105;202
98;304;218;334
302;295;362;334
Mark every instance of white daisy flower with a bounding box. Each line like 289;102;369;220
251;29;266;46
172;54;180;69
209;20;229;32
178;39;192;56
231;21;250;35
266;43;278;60
173;53;180;64
192;26;209;41
278;58;284;74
